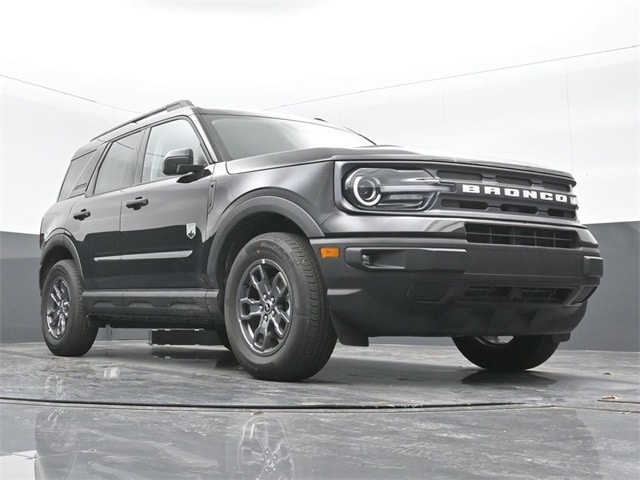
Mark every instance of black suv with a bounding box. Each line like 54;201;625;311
40;100;603;380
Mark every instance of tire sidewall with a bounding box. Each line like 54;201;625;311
453;335;558;371
41;261;89;354
224;235;319;377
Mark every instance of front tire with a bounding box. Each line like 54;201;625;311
41;260;98;356
224;233;337;381
215;327;232;350
452;335;559;371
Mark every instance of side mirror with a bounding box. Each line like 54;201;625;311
162;148;204;175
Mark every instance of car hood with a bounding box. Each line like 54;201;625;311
224;145;574;180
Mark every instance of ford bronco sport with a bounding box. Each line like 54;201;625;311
40;100;603;380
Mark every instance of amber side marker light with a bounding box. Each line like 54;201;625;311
320;247;340;259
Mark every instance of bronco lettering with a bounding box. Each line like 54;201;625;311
460;184;575;204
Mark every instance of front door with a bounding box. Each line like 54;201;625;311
119;118;213;289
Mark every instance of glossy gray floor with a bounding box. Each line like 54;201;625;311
0;342;638;479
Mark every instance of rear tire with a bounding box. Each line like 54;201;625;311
452;335;559;371
224;232;336;381
41;260;98;356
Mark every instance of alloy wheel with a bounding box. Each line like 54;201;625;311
236;260;292;355
46;277;70;339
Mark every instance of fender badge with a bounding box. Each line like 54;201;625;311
186;223;196;239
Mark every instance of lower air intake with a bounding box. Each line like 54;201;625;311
465;224;579;249
463;285;574;304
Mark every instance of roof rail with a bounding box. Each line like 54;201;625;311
91;99;195;141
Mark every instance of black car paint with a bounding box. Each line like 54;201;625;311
40;104;603;346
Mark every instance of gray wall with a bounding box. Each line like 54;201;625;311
0;232;111;343
0;232;40;343
1;223;638;351
575;222;639;351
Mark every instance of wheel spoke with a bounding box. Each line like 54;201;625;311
272;440;293;466
271;272;288;301
49;311;59;336
49;292;60;307
53;284;63;302
250;265;271;297
479;336;513;346
240;449;265;467
271;308;290;338
239;297;262;320
252;317;270;351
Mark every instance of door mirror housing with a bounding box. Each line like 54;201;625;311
162;148;204;175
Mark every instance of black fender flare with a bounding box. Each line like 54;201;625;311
205;195;324;288
39;232;83;290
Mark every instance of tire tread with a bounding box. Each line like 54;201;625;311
41;259;98;356
453;335;559;371
224;232;336;381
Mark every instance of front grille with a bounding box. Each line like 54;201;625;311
434;167;577;220
465;224;579;248
463;285;574;304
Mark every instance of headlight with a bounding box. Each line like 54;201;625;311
352;175;382;206
344;168;452;210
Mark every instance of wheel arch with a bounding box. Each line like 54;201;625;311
206;195;324;302
40;234;83;292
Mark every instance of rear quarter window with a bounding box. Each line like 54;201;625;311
57;149;101;201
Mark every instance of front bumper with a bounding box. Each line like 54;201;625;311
310;236;602;345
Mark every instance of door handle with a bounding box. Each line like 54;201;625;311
72;209;91;220
125;197;149;210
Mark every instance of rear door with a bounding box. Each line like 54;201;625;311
119;118;213;289
67;131;143;290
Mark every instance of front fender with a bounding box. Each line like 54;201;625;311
205;194;324;287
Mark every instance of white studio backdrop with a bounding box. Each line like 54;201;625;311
0;82;133;234
1;0;636;112
2;47;638;234
272;47;639;226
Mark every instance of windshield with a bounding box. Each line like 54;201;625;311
206;115;374;160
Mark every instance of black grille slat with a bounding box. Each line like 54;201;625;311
548;208;575;218
463;285;573;304
500;204;538;215
465;224;579;249
570;286;597;305
465;286;510;301
441;199;488;210
439;197;578;220
520;287;567;303
542;180;572;192
495;175;532;187
437;170;483;182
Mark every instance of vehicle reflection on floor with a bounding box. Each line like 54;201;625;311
25;402;619;479
32;406;297;479
0;343;637;479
